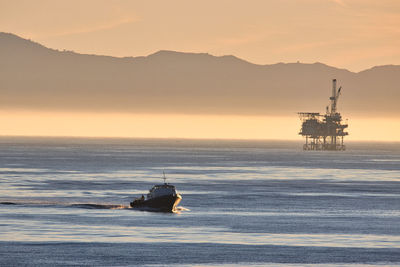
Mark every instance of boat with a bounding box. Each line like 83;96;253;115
130;172;182;212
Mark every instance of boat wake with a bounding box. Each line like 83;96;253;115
0;201;17;205
0;201;188;212
175;206;190;211
68;203;128;210
0;201;128;210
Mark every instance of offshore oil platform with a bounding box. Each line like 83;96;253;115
298;79;348;151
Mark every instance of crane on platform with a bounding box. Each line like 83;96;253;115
329;79;342;115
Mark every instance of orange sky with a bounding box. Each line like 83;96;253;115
2;0;400;72
1;1;399;140
1;111;399;141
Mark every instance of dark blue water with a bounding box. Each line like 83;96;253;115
1;137;399;266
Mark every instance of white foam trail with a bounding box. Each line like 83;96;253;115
176;206;190;211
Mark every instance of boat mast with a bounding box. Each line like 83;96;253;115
163;171;167;184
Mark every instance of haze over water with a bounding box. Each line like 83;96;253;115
1;137;399;266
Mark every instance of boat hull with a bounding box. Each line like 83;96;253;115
130;194;182;212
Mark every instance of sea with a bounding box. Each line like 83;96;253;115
0;137;399;266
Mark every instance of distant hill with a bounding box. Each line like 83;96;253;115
1;32;399;116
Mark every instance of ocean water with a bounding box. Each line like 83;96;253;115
0;137;399;266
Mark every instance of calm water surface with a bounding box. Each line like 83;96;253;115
0;137;399;266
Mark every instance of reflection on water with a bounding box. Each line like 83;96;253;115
1;216;399;248
0;137;399;266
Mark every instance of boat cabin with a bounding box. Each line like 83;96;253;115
147;184;178;199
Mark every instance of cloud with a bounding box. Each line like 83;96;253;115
329;0;347;7
216;32;266;47
277;40;332;54
51;17;139;37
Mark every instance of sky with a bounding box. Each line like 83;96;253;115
1;0;399;72
1;0;400;140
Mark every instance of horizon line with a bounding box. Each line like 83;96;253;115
1;134;399;143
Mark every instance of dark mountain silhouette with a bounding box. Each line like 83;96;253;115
1;32;399;116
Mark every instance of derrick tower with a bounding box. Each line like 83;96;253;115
298;79;348;151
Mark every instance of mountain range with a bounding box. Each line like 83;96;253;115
1;32;399;117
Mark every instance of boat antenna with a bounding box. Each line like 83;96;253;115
163;171;167;184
